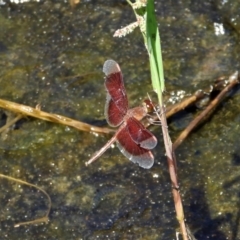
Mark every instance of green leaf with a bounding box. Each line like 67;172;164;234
146;0;164;105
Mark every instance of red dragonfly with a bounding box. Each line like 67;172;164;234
85;60;157;169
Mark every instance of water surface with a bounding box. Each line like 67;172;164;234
0;1;240;239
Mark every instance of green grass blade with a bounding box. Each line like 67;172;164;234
146;0;165;104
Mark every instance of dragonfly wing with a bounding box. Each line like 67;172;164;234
105;93;126;127
127;117;157;149
116;125;154;169
103;60;128;127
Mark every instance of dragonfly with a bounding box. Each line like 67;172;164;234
85;59;157;169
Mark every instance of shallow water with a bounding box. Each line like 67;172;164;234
0;1;240;239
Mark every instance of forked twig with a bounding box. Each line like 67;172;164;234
166;76;229;119
0;114;22;134
173;71;239;150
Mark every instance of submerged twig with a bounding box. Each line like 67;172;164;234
173;71;239;150
166;76;229;118
0;173;51;227
0;114;22;134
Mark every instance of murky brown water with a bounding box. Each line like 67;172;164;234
0;1;240;239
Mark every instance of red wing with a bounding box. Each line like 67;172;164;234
116;125;154;169
103;60;128;127
127;117;157;149
104;93;125;127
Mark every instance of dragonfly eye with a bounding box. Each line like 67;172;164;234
143;99;155;113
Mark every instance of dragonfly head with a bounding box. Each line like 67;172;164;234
143;99;156;113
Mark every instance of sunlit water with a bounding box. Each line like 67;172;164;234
0;1;240;239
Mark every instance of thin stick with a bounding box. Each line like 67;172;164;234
0;98;113;134
173;71;239;150
145;77;230;129
158;102;188;240
0;114;22;133
166;90;205;119
0;174;51;227
149;93;188;239
166;76;229;119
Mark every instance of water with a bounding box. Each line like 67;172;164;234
0;1;240;239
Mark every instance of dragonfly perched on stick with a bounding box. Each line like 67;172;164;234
85;60;157;169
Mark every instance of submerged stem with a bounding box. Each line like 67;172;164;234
0;174;51;227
